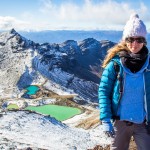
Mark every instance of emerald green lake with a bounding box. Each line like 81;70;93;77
8;104;82;121
26;85;39;95
7;104;19;109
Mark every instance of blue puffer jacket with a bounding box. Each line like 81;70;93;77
98;55;150;123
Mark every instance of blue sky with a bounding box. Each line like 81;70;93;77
0;0;150;31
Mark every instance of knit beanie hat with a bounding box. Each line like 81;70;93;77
122;13;147;40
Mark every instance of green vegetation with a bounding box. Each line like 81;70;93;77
26;85;39;95
25;105;81;121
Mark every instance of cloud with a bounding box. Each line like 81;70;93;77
0;16;31;31
0;0;150;31
39;0;150;30
0;16;48;31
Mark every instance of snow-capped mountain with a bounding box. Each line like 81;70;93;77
0;29;115;103
0;29;40;98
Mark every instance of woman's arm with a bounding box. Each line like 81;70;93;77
98;61;117;120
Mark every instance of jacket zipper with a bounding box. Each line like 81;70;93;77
116;72;125;116
143;71;148;124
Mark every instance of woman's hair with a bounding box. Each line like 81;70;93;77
102;41;129;68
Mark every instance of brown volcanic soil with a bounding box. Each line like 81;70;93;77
89;140;137;150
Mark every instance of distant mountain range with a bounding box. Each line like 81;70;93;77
19;30;150;49
19;30;122;44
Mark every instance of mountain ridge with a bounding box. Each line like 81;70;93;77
0;29;115;103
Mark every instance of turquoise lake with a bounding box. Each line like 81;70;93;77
26;85;39;95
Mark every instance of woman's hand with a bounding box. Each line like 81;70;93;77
102;119;115;138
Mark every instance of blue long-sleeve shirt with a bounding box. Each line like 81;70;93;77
117;57;149;123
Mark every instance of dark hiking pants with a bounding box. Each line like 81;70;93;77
110;120;150;150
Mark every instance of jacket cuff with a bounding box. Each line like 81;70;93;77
102;119;113;131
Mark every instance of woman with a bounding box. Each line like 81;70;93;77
98;13;150;150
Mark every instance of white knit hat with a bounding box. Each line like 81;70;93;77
122;13;147;40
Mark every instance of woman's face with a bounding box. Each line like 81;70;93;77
125;36;145;53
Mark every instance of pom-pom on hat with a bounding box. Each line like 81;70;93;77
122;13;147;40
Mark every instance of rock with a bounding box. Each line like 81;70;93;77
0;29;115;103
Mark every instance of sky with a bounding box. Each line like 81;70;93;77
0;0;150;32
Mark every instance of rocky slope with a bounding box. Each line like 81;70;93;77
0;29;115;103
0;111;110;150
